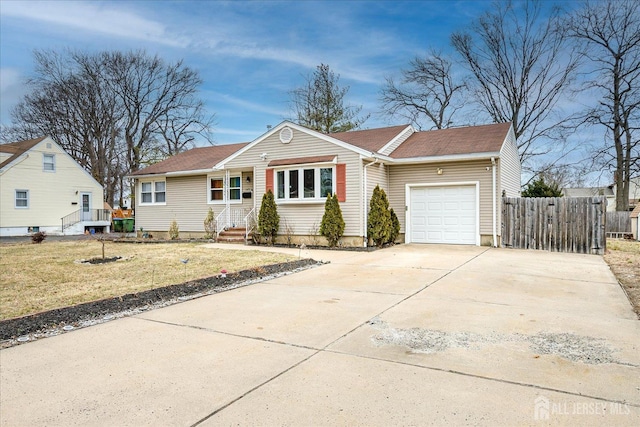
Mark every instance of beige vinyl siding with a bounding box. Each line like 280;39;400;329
136;170;255;233
498;129;521;197
0;138;103;231
379;126;414;155
224;128;363;237
388;160;495;237
364;160;388;220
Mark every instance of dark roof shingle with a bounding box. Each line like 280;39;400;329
0;136;48;169
131;142;248;176
329;124;410;152
390;122;511;159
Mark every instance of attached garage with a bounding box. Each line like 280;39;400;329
407;184;478;245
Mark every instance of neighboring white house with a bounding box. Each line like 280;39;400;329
613;177;640;210
631;204;640;241
131;121;521;247
0;136;111;236
562;187;616;212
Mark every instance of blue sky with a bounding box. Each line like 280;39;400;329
0;0;493;144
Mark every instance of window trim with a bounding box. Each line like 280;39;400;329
139;179;167;205
15;189;29;209
207;174;242;204
274;164;335;203
43;153;55;172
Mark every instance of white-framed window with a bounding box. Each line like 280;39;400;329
275;166;334;202
140;180;166;204
208;175;242;203
43;153;55;172
15;189;29;208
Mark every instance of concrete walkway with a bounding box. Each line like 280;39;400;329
1;244;639;426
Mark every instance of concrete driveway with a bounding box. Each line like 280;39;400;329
1;244;639;426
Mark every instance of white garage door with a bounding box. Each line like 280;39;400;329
410;185;477;244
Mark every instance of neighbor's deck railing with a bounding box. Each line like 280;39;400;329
61;209;112;230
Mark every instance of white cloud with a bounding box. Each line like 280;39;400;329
208;91;288;117
0;68;26;124
0;68;21;92
0;1;188;47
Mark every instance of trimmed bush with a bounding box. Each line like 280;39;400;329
367;185;392;246
203;207;216;239
168;219;179;240
258;190;280;245
31;231;47;244
320;194;345;247
389;208;400;244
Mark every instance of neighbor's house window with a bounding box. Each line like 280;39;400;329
43;154;55;172
275;166;334;201
208;176;241;203
140;180;166;204
15;190;29;208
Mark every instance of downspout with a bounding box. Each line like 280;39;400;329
491;157;497;248
363;156;379;247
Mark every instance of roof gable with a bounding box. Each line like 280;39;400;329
131;142;248;176
217;121;385;168
0;136;48;169
390;122;512;159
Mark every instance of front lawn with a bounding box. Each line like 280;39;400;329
0;240;296;320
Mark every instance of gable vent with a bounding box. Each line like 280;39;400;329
279;126;293;144
46;143;52;149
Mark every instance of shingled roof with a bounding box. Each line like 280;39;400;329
131;142;248;176
389;122;511;159
0;136;48;169
330;124;410;152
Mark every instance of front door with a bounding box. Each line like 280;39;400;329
80;193;92;221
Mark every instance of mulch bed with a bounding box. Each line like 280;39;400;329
0;258;318;342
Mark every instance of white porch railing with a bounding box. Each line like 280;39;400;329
215;207;228;239
244;208;256;242
216;207;255;242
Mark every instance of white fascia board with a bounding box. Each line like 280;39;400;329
358;153;394;163
0;153;29;175
390;151;502;165
377;125;415;155
128;168;218;180
499;122;515;153
215;120;376;169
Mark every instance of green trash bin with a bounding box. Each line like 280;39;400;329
123;218;135;233
112;218;123;232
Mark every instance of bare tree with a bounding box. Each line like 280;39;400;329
104;51;210;172
2;49;213;207
156;100;215;157
380;51;466;130
5;50;124;204
451;0;580;165
567;0;640;211
290;64;369;133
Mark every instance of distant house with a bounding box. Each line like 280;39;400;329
631;204;640;241
0;136;111;236
612;177;640;210
130;121;521;247
562;187;616;212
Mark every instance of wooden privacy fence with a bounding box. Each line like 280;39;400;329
605;211;631;238
501;197;606;255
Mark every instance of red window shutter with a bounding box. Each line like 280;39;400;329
265;168;274;193
336;164;346;202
